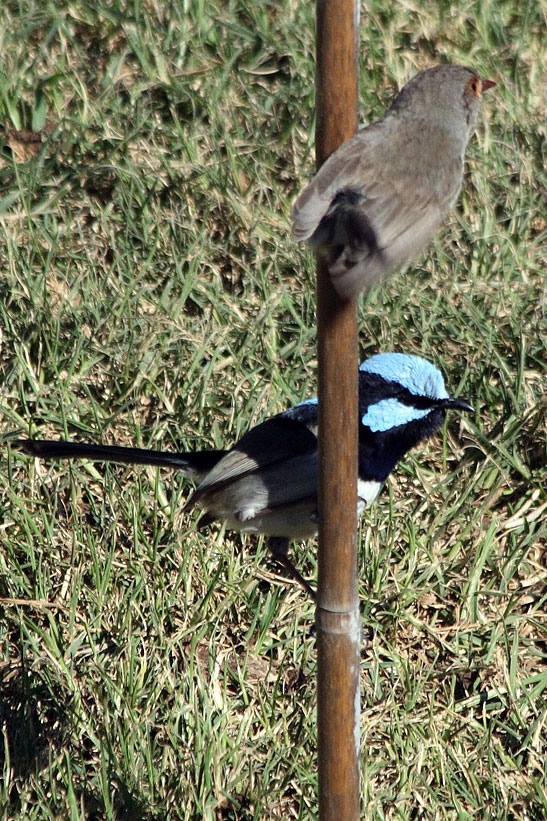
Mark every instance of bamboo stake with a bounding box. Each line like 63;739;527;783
315;1;360;819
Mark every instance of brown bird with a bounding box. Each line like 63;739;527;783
291;65;495;299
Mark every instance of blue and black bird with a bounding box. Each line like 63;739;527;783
14;353;472;596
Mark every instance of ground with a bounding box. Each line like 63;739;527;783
0;1;545;818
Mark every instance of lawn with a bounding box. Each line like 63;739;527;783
0;0;545;818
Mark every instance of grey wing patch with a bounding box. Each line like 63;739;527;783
190;452;319;539
187;415;317;505
230;453;318;521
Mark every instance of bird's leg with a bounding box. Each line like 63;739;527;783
267;537;316;599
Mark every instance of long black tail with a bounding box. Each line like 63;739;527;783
13;439;226;480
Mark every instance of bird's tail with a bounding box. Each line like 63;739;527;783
12;439;227;481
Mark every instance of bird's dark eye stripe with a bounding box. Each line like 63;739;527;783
397;391;437;410
364;374;438;410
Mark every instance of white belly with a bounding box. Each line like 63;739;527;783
201;474;384;539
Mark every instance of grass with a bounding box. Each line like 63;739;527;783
0;0;545;818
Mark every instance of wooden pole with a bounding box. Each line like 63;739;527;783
315;1;360;819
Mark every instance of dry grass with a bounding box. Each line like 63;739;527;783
0;0;545;818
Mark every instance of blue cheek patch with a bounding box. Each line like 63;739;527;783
361;398;431;432
294;398;318;408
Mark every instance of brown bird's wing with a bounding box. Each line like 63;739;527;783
292;123;463;297
291;129;381;242
293;125;462;241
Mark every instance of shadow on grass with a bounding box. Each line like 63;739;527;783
0;656;161;820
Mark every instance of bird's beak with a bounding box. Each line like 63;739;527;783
442;397;474;413
481;78;496;92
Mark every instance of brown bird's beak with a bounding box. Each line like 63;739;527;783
481;78;496;92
